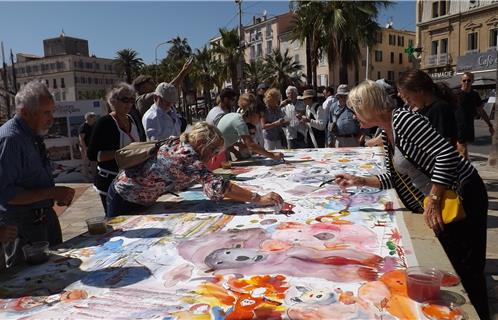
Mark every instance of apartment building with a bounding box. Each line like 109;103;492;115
416;0;498;84
2;33;119;102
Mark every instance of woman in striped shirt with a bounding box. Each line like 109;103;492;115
335;80;489;319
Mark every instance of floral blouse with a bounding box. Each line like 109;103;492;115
114;137;229;206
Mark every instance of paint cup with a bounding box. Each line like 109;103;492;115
406;266;442;303
22;241;50;265
86;217;108;235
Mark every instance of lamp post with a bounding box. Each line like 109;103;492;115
154;41;169;83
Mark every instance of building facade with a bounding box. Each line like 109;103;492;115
416;0;498;85
1;34;119;104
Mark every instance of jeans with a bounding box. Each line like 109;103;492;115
106;182;145;218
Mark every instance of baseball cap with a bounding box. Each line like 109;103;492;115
257;83;269;90
336;84;350;96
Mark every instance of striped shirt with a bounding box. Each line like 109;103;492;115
376;108;475;212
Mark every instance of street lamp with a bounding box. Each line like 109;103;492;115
154;41;169;83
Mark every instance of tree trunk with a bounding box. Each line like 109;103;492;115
339;66;348;85
305;37;312;87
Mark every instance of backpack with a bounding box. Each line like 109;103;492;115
115;139;169;169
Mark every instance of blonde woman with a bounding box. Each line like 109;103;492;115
87;83;140;212
261;88;288;150
335;80;488;319
107;122;284;217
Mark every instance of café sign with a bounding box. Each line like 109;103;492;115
457;52;497;72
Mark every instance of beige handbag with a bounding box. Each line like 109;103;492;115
115;139;168;169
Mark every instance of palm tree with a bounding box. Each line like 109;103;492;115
213;28;241;93
244;60;270;92
167;36;192;61
291;1;325;89
264;49;304;95
321;1;390;84
114;49;144;84
193;46;215;108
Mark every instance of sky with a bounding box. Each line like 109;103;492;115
0;1;416;64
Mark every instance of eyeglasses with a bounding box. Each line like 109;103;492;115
118;97;135;103
462;79;473;83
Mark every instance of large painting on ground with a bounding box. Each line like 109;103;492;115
0;148;422;319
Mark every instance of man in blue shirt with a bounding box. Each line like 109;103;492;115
0;81;75;264
327;84;360;147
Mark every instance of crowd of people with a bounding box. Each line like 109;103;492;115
0;66;495;318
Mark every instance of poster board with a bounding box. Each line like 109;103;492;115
45;100;107;182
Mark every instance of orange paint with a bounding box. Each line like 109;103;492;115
196;282;235;306
380;270;418;319
421;303;464;320
331;220;353;225
261;240;293;252
276;222;304;230
338;291;355;304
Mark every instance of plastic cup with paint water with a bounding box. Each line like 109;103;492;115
22;241;50;265
86;217;108;235
406;266;443;303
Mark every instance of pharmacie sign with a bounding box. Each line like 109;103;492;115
457;52;497;73
429;70;454;80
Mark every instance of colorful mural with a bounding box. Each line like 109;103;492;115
0;148;422;319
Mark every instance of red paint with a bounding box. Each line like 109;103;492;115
407;274;441;302
441;272;460;287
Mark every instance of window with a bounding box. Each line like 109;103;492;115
86;62;92;69
53;78;57;89
432;1;439;18
377;71;381;79
45;79;49;87
399;53;403;64
256;43;262;58
375;50;383;62
320;74;327;86
267;40;272;55
250;46;255;60
95;63;100;70
88;77;92;84
81;77;86;84
390;52;394;63
467;32;478;52
440;38;448;54
408;39;414;47
75;76;78;84
375;31;383;44
397;36;404;46
389;34;395;45
490;29;498;49
387;71;395;81
431;40;439;55
62;92;66;101
440;1;447;16
94;78;99;85
61;78;65;88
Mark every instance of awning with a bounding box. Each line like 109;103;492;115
439;70;496;89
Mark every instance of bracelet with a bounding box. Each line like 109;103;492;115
250;192;261;203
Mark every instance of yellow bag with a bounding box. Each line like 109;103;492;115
423;190;466;224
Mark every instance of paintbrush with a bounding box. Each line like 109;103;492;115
319;178;336;188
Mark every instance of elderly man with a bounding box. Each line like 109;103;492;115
0;81;75;263
327;84;360;147
281;86;307;149
142;82;182;141
300;89;327;148
455;72;495;159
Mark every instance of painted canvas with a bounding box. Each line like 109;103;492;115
0;147;423;319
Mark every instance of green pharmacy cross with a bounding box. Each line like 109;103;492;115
404;44;422;57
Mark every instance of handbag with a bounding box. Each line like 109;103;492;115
393;167;465;224
115;139;168;169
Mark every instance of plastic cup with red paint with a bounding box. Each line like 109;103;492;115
406;266;443;303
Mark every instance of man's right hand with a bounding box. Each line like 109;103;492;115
0;225;18;244
52;186;76;206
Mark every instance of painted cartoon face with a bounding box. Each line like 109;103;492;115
291;287;337;305
204;248;268;270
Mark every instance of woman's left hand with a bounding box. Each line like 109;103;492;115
271;152;284;160
257;192;284;206
423;199;444;234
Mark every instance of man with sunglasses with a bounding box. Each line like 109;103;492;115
455;72;495;159
0;81;75;265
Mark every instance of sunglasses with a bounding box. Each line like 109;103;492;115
118;97;135;103
462;79;473;83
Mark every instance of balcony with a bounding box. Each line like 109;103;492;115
426;53;449;67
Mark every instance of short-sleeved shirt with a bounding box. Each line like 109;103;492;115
114;138;228;206
263;108;285;141
455;89;481;120
78;122;94;146
330;102;360;136
418;99;457;141
216;113;249;148
205;106;226;126
0;116;55;214
142;104;181;141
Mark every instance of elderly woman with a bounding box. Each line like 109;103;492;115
106;122;283;217
261;88;288;150
335;80;488;319
87;83;140;212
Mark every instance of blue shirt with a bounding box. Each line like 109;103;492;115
0;116;54;214
329;101;360;136
142;104;181;141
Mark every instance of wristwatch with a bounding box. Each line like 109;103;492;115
428;193;441;201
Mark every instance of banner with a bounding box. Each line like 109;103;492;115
45;100;107;182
